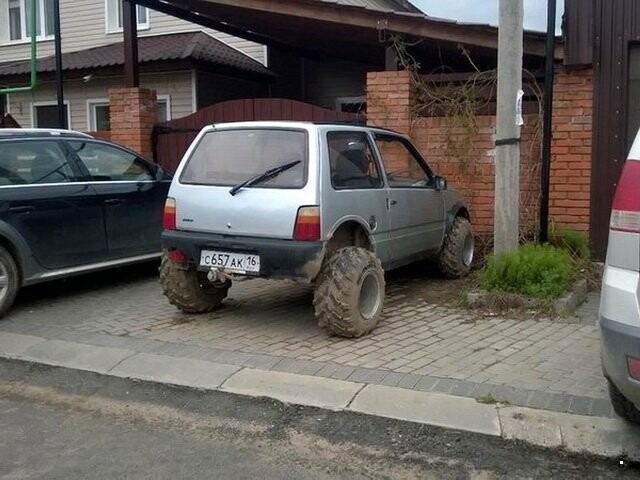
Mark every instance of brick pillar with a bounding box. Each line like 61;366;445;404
108;87;157;160
549;67;593;232
366;70;414;135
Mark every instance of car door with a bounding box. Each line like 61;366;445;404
66;140;171;259
321;130;390;263
0;139;106;269
373;133;445;264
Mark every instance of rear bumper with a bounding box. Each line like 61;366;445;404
601;317;640;407
161;229;325;281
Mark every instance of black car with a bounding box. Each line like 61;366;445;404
0;129;172;316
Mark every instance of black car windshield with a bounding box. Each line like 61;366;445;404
180;129;307;188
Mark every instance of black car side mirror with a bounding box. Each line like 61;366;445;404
435;175;447;191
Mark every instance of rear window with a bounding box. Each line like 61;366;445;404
180;129;308;188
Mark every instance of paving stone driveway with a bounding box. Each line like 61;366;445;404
0;263;611;417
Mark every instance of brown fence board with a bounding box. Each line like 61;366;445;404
153;98;364;172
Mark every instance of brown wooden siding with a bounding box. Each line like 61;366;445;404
564;0;640;258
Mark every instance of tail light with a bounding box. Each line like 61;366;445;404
163;197;177;230
293;206;321;241
610;161;640;233
628;356;640;381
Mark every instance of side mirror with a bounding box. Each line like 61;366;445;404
435;175;447;191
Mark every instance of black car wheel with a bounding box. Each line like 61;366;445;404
0;246;19;318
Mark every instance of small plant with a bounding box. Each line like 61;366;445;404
549;228;590;260
480;244;576;299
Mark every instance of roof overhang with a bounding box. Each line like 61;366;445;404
137;0;562;62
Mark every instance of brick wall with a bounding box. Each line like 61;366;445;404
108;87;157;160
549;68;593;232
366;68;593;238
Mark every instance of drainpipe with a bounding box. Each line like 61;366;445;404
539;0;557;243
0;0;38;96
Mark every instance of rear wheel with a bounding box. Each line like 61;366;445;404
160;255;230;313
608;380;640;424
314;247;385;338
0;246;19;319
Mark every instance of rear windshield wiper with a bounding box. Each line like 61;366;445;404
229;160;301;196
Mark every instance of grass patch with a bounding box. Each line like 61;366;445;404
479;244;576;299
549;227;590;260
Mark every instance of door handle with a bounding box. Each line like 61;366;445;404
104;198;124;205
387;199;397;208
9;205;35;214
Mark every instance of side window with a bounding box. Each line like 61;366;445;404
68;141;154;181
327;131;382;189
0;140;75;185
375;135;432;188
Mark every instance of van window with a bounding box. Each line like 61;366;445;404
180;129;307;188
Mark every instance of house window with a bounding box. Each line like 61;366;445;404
336;96;366;114
6;0;55;42
87;96;169;131
106;0;150;33
32;102;70;129
88;100;110;131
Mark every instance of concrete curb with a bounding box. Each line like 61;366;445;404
1;332;639;460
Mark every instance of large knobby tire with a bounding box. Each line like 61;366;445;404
438;217;474;279
0;246;19;319
314;247;385;338
608;380;640;424
160;255;230;314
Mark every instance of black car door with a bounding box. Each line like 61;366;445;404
66;140;171;259
0;139;107;269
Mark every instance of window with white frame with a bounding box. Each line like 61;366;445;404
5;0;55;42
32;102;70;129
87;96;169;131
88;100;110;131
105;0;149;33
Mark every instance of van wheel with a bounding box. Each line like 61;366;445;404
0;246;19;319
608;380;640;424
160;255;230;313
438;217;474;278
314;247;385;338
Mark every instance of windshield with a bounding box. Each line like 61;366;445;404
180;129;308;188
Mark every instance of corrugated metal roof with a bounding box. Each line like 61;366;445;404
0;31;273;77
319;0;420;13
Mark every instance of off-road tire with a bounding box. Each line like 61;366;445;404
0;246;19;319
160;255;230;313
438;217;474;279
314;247;385;338
608;380;640;424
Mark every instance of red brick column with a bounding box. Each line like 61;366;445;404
366;71;414;135
549;67;593;232
108;87;157;160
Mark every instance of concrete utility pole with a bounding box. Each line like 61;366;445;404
494;0;524;253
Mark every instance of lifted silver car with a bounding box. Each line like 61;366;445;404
161;121;473;337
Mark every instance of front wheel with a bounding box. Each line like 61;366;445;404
160;255;230;313
438;217;474;278
314;247;385;338
0;246;19;318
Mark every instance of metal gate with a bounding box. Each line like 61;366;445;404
153;98;365;172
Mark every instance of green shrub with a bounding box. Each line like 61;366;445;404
549;228;590;260
479;244;576;298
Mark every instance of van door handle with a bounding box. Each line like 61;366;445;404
387;199;397;208
9;205;35;214
104;198;124;205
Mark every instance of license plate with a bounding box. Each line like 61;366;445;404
200;250;260;274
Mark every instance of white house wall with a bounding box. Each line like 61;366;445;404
5;70;194;130
0;0;265;64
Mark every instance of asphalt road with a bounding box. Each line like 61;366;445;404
0;359;637;480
